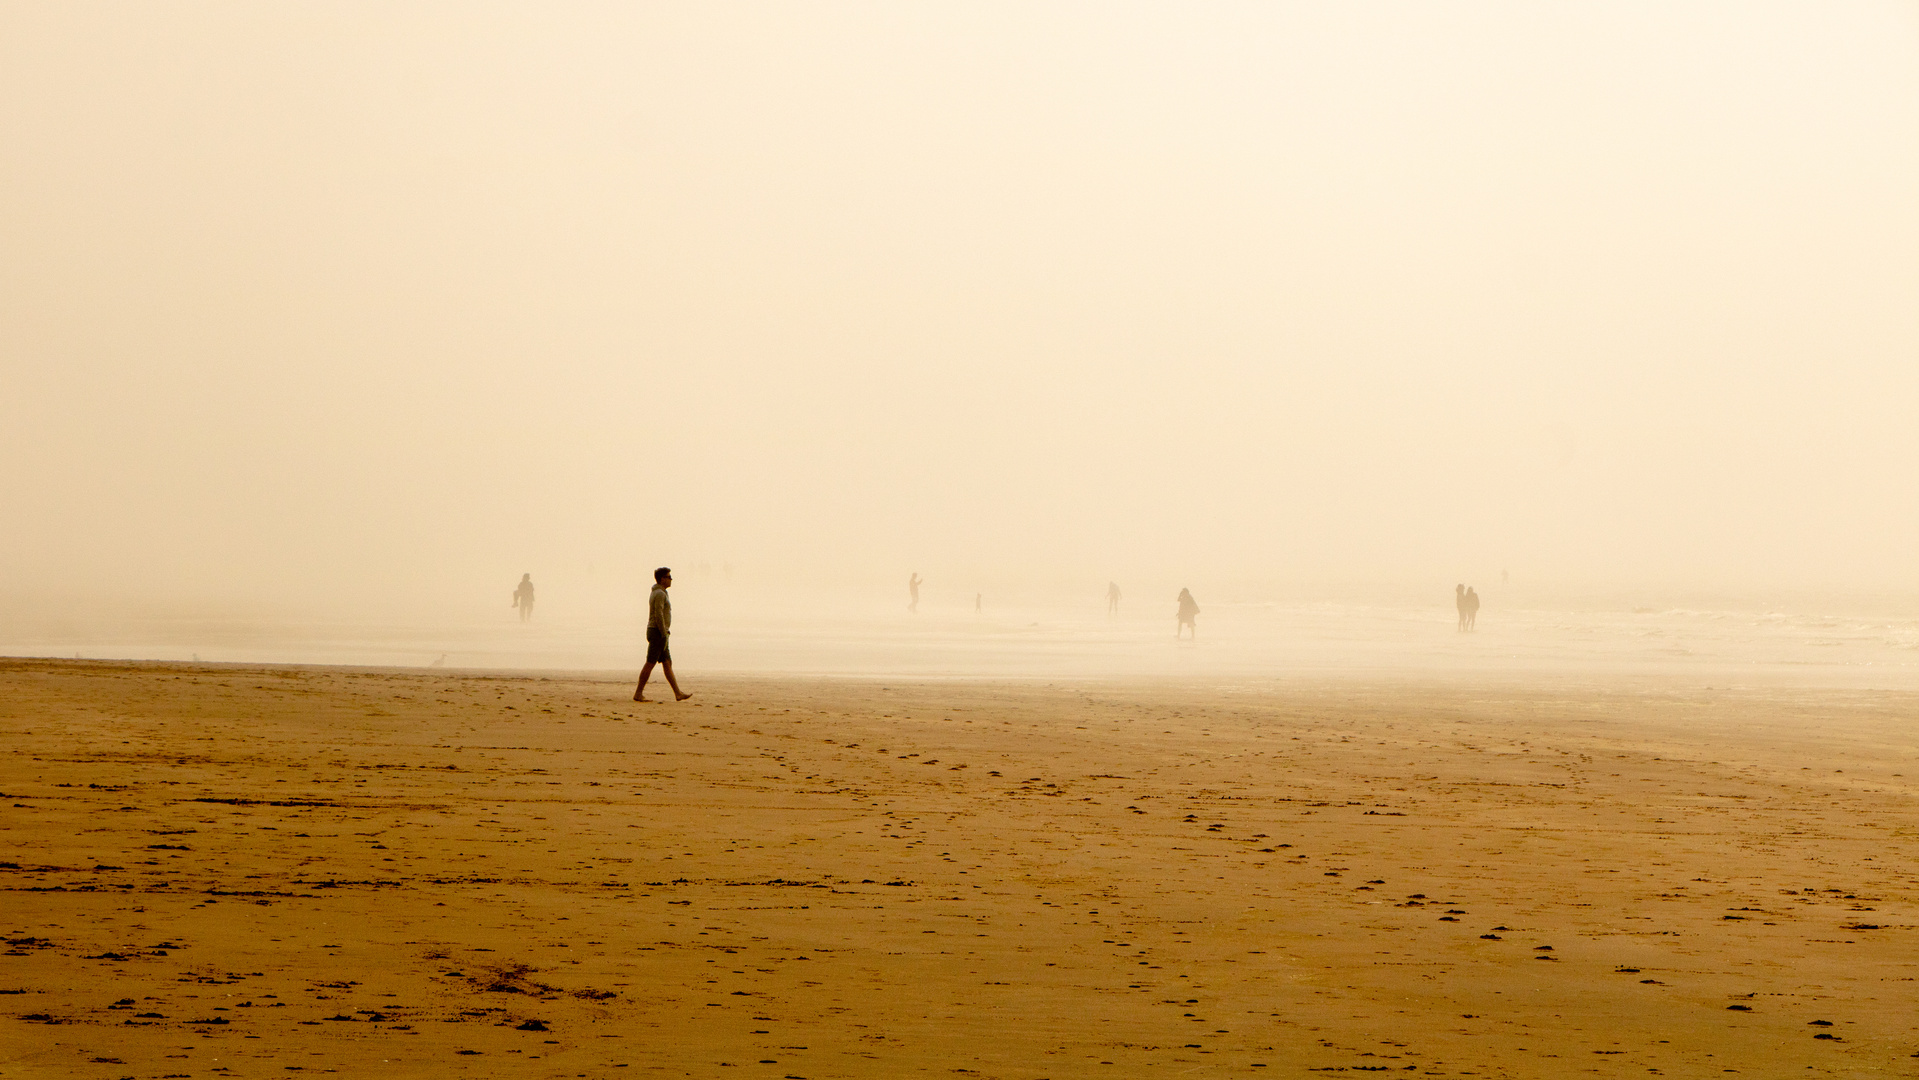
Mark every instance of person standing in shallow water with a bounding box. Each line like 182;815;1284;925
1107;581;1121;616
1455;584;1467;631
512;574;535;622
1464;586;1480;631
1176;588;1199;639
634;567;691;702
908;572;923;613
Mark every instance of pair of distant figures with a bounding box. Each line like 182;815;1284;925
1455;584;1481;631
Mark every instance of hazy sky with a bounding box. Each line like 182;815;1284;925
6;2;1919;612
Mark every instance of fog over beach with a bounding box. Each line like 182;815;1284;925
5;4;1919;1077
6;2;1919;635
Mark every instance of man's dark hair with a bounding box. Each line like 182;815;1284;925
654;567;672;582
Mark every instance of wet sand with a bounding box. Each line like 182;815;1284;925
2;658;1916;1076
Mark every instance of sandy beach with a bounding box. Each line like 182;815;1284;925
2;658;1916;1077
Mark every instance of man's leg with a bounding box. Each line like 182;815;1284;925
634;661;656;701
661;661;692;701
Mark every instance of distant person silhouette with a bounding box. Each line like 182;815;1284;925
1465;586;1480;631
908;573;923;613
1107;581;1121;615
1455;584;1468;632
1176;588;1199;639
512;574;535;622
975;592;982;613
634;567;691;702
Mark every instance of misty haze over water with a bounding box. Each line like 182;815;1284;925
9;579;1919;689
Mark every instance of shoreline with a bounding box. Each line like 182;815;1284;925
8;652;1919;695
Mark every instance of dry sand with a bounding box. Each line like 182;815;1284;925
2;658;1916;1076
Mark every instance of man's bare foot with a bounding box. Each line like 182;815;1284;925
633;693;646;702
675;692;693;701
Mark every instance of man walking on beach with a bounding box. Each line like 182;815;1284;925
634;567;691;702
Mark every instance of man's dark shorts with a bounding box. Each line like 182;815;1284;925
645;626;671;664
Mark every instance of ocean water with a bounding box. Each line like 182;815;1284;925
8;591;1919;689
